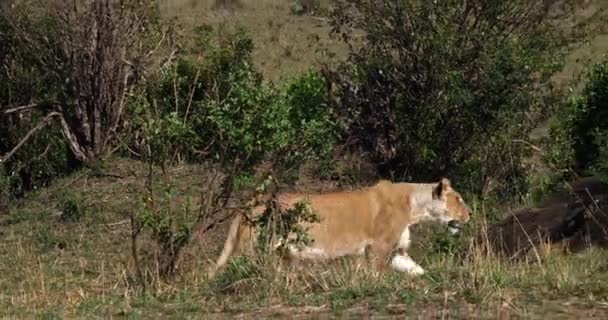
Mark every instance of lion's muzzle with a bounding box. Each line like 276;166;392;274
447;220;462;234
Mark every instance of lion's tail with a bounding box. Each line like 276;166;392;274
208;213;242;278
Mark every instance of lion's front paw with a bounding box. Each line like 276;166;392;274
409;264;425;276
390;254;425;276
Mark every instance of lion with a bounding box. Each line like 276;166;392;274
209;178;471;277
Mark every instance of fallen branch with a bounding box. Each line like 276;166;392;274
0;111;61;163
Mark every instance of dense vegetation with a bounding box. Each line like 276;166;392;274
1;0;608;317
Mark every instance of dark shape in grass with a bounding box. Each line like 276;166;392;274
481;176;608;259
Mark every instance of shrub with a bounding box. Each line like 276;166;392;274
570;59;608;174
135;183;196;277
593;131;608;182
59;192;88;223
126;27;338;178
548;58;608;182
0;10;74;197
126;26;339;280
0;1;167;196
325;0;567;199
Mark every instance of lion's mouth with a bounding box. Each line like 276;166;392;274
447;220;462;234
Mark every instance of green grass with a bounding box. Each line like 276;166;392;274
2;158;608;318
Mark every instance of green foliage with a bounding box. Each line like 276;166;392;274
126;27;338;177
136;182;196;277
252;195;322;254
59;192;88;223
0;8;74;197
1;1;166;198
593;131;608;183
126;25;338;282
546;57;608;181
570;59;608;174
326;0;567;199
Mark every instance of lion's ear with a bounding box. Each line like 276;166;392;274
433;178;451;199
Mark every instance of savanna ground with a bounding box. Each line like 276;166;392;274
3;0;608;318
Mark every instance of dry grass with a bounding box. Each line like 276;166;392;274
3;0;608;317
2;158;608;318
154;0;608;86
157;0;352;83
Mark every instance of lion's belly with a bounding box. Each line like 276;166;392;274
287;240;369;260
287;201;375;260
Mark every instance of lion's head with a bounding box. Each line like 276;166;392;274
429;178;471;233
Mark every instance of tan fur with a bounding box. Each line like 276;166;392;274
208;178;471;277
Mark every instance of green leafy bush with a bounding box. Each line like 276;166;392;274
253;196;322;254
593;131;608;182
59;192;89;223
545;60;608;179
0;8;74;197
126;27;339;177
548;58;608;181
126;26;339;280
1;1;166;197
136;183;196;277
570;59;608;174
325;0;567;199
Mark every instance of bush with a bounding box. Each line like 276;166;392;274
0;1;166;197
548;58;608;182
126;27;339;178
325;0;567;199
59;192;89;223
0;8;74;197
570;59;608;174
593;131;608;182
126;26;339;280
135;182;196;276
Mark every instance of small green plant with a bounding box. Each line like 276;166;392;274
135;182;196;278
60;192;87;222
252;195;322;255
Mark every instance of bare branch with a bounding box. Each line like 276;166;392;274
184;68;201;123
144;30;168;59
161;49;178;69
0;111;61;163
2;103;40;115
54;107;89;163
512;139;544;153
